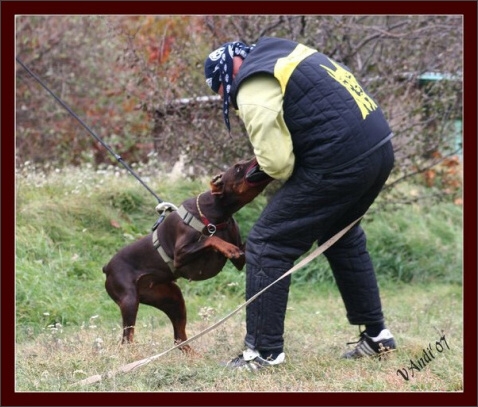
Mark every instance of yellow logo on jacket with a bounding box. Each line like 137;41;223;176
274;44;317;94
320;58;378;119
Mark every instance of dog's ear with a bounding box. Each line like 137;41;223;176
210;173;224;196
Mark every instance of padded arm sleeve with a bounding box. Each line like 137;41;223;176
236;75;295;180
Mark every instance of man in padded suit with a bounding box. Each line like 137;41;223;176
204;37;397;370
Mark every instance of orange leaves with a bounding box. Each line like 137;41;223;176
147;36;174;65
122;97;137;113
422;155;462;203
424;169;436;187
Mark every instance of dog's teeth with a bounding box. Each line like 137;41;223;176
213;174;223;185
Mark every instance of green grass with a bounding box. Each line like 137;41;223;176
14;163;463;392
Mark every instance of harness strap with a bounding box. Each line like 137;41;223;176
152;227;176;273
152;205;208;276
177;205;206;233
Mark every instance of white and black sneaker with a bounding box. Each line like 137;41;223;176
342;329;397;360
225;348;285;371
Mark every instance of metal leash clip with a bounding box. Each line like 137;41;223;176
152;202;179;231
155;202;179;214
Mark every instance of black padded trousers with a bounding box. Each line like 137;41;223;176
244;141;395;351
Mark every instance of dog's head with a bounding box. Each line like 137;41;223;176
210;157;273;213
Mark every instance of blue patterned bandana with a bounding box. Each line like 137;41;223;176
204;41;255;132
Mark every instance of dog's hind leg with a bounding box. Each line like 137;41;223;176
119;292;140;344
104;272;139;344
137;280;191;352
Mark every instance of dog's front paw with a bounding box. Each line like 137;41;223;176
223;244;244;259
229;248;245;259
233;250;245;259
206;237;245;260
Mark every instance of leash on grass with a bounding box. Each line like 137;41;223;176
16;57;164;205
72;216;362;387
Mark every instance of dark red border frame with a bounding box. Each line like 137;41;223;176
2;2;477;406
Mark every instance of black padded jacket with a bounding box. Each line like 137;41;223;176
230;37;393;174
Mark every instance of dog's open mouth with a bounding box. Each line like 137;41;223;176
210;159;272;194
245;160;272;185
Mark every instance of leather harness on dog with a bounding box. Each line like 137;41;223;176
151;203;230;276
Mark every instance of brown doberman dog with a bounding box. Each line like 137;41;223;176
103;157;272;352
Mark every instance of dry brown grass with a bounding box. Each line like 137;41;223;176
15;283;463;393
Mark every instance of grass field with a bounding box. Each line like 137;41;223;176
14;163;464;393
16;282;462;393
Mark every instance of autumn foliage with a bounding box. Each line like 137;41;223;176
16;15;463;204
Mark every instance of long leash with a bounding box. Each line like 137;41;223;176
73;216;362;387
16;57;163;204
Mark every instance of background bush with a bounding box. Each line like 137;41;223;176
16;15;463;206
